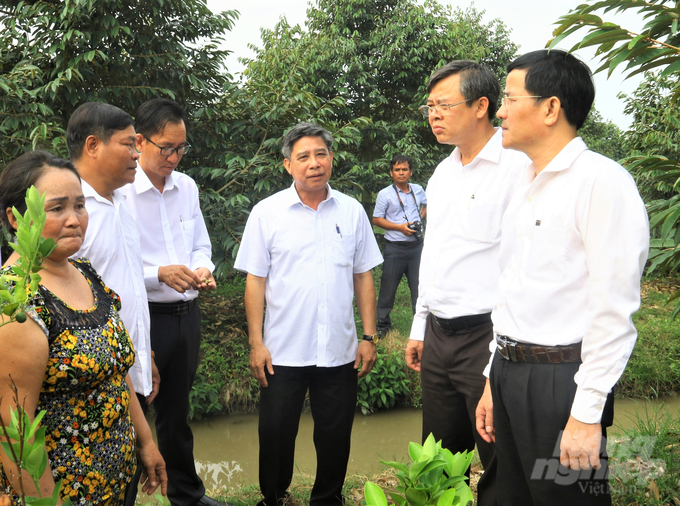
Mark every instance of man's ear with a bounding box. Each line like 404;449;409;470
84;135;101;158
136;133;145;152
544;97;562;127
283;158;292;175
6;207;18;230
476;97;490;120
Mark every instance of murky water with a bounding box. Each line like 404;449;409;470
138;396;679;500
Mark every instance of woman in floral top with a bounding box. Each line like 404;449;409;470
0;151;167;505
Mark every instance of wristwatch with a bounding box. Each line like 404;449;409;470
362;334;380;345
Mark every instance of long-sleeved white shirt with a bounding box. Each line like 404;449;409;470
118;165;214;303
74;180;152;396
410;129;529;341
487;137;650;423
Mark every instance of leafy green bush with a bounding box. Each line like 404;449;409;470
364;433;474;506
357;348;411;415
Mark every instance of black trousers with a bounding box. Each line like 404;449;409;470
123;392;149;506
377;240;423;332
490;352;614;506
420;315;496;506
148;302;205;506
257;362;358;506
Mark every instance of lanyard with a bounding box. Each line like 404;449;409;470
392;184;419;222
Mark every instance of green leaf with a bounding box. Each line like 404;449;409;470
437;488;457;506
364;481;388;506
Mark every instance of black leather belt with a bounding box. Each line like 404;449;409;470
432;312;492;334
385;239;423;248
496;334;582;364
148;299;197;316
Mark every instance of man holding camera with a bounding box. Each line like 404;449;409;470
404;61;529;506
373;154;427;336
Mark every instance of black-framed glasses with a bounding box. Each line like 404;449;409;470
418;98;478;118
144;136;192;157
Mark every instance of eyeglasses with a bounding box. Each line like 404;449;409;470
418;98;478;118
144;136;192;157
500;95;544;108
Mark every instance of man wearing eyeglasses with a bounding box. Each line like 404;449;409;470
475;49;649;505
119;98;224;506
405;60;529;506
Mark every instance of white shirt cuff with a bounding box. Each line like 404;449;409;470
570;387;608;424
409;313;427;341
144;266;161;291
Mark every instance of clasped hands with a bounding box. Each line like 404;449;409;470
158;265;216;293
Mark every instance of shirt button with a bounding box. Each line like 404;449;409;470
321;304;325;308
527;197;532;203
518;233;522;238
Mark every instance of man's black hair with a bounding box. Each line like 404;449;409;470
66;102;134;160
134;98;189;139
507;49;594;130
390;154;412;172
281;123;334;159
426;60;500;121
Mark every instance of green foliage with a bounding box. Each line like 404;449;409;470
0;187;56;326
357;348;411;415
0;0;236;161
365;433;474;506
236;0;518;217
578;109;625;161
550;0;680;317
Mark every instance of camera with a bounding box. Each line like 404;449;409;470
408;220;424;240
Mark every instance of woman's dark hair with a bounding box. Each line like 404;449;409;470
0;150;80;231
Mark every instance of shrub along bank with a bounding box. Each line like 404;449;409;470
191;271;680;420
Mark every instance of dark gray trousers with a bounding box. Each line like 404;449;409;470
420;314;497;506
490;352;614;506
377;240;423;332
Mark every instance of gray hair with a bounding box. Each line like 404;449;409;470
281;122;334;159
426;60;501;121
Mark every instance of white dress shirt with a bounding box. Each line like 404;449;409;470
74;180;152;395
234;184;383;367
410;128;529;341
373;183;427;242
118;165;215;303
488;137;650;423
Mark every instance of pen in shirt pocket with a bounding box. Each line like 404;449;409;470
335;223;342;238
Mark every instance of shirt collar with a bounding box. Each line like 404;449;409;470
132;161;178;194
81;178;119;206
450;127;503;167
285;182;337;208
539;137;588;175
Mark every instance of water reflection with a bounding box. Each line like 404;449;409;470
139;396;678;501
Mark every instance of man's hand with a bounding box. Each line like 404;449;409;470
475;379;495;443
194;267;217;292
250;342;274;387
146;356;160;404
560;415;603;470
405;339;423;371
399;223;415;236
354;340;377;377
137;440;168;496
158;265;201;293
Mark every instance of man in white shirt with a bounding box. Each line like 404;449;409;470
119;99;222;506
66;102;161;506
66;102;162;506
235;123;382;506
405;61;529;506
372;154;427;335
475;50;649;505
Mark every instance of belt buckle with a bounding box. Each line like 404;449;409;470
496;335;516;361
172;304;189;316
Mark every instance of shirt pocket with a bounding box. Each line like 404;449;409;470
466;202;501;243
525;226;567;282
331;234;355;268
180;218;196;252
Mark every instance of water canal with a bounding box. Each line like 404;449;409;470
140;396;680;498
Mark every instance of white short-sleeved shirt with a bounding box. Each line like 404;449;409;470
488;137;650;423
373;183;427;242
234;184;383;367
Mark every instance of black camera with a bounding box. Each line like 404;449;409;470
408;220;424;240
